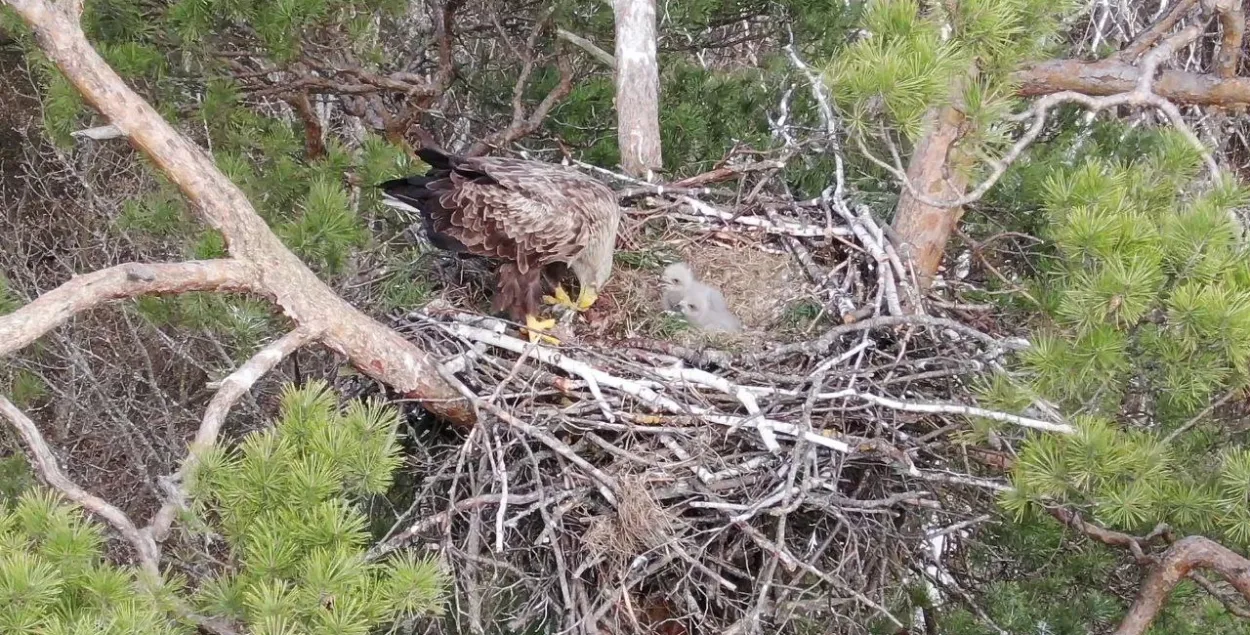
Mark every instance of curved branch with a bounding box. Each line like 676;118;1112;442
0;260;262;356
1114;536;1250;635
146;326;320;543
0;395;161;575
4;0;474;426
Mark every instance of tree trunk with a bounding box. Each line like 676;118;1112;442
612;0;662;178
890;104;969;293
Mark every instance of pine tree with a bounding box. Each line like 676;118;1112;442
0;382;447;633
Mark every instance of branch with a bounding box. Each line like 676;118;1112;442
1213;0;1246;79
869;26;1217;211
1114;536;1250;635
466;18;573;156
758;314;1026;362
0;260;262;356
1051;508;1250;621
0;395;160;575
284;91;326;159
1015;56;1250;107
1049;507;1169;564
4;0;474;426
556;28;616;68
1118;0;1199;61
146;326;320;543
0;396;244;635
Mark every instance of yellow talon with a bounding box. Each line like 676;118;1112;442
542;286;576;309
542;285;598;313
524;315;560;345
575;286;598;312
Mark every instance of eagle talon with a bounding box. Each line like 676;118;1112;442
575;287;598;312
543;285;598;313
542;286;579;311
524;315;560;345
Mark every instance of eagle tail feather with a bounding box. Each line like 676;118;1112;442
416;147;455;171
377;177;471;253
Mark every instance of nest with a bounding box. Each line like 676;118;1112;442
348;178;1040;635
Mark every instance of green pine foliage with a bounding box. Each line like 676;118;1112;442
972;125;1250;545
0;489;190;635
826;0;1077;177
0;383;446;634
185;381;447;632
0;273;19;315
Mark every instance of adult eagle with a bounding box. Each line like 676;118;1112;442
377;147;622;341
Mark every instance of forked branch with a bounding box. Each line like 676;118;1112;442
3;0;474;426
1113;536;1250;635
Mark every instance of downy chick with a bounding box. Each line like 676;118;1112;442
676;289;742;332
660;262;742;332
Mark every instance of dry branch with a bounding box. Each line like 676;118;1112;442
465;14;574;157
147;327;320;543
0;260;262;355
4;0;473;426
1114;536;1250;635
0;395;161;574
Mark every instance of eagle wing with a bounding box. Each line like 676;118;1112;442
409;150;614;274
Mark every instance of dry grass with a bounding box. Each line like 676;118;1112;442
583;218;816;352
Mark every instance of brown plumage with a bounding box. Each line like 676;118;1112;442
378;148;622;330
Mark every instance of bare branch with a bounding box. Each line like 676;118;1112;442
1114;536;1250;635
1118;0;1199;61
4;0;474;426
146;326;321;543
466;14;574;157
0;395;160;575
556;28;616;68
0;260;262;357
1214;0;1246;79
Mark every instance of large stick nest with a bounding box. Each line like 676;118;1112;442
346;170;1040;635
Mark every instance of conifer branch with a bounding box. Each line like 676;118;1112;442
0;395;161;575
146;326;321;544
858;25;1218;212
2;0;475;427
0;260;264;357
1114;536;1250;635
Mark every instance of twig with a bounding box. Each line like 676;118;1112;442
556;28;616;68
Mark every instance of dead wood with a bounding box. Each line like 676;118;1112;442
2;0;473;427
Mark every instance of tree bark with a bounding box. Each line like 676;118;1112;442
3;0;474;427
612;0;663;178
1014;58;1250;106
889;104;969;293
1113;536;1250;635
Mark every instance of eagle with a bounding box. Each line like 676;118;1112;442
377;147;622;342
